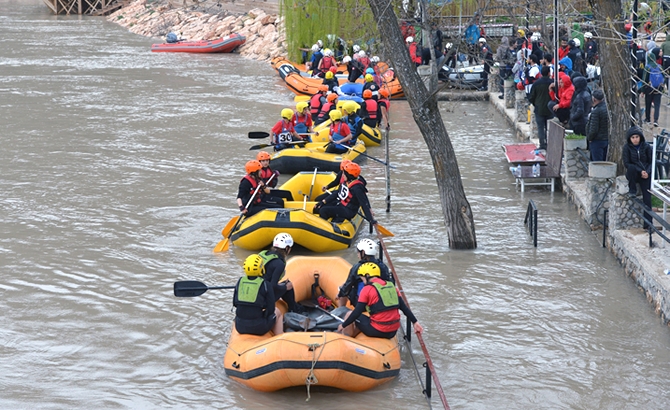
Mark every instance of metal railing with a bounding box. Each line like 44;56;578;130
629;198;670;247
524;199;538;247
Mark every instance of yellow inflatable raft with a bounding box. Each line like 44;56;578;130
230;171;364;252
224;256;401;392
269;139;366;174
312;116;382;147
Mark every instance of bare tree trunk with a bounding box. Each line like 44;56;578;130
366;0;477;249
589;0;629;174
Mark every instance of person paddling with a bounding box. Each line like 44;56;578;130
337;238;392;307
237;160;282;217
313;162;374;225
271;108;303;151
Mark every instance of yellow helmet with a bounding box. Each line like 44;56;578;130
296;101;309;112
343;101;358;114
243;254;265;277
281;108;294;120
357;262;381;277
329;109;343;121
325;71;334;79
518;28;525;37
365;74;374;83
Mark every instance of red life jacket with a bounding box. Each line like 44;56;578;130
362;99;378;119
359;57;371;71
320;56;336;71
409;43;421;64
338;178;363;207
310;94;324;116
242;175;262;204
259;168;275;187
318;102;335;121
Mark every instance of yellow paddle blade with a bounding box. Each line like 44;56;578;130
294;95;310;103
221;216;240;238
375;224;394;237
213;238;231;253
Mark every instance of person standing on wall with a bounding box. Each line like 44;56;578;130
586;90;609;161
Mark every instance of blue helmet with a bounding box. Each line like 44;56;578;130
365;68;374;74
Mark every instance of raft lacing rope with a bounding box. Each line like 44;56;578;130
304;332;327;401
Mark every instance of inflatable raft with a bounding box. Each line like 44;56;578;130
150;33;245;53
230;171;364;252
269;139;366;174
312;115;382;147
224;256;401;392
271;57;404;99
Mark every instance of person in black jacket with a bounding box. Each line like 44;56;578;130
258;233;304;313
313;162;376;225
528;66;553;150
569;76;592;136
337;238;392;307
586;89;609;161
233;254;284;335
623;126;653;228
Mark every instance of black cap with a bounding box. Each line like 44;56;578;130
592;90;604;100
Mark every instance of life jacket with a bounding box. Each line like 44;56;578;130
293;113;310;134
316;102;335;123
320;56;336;71
330;121;353;150
362;99;378;120
258;250;284;281
259;167;275;186
233;276;266;308
310;93;324;119
242;175;262;204
365;280;400;322
409;43;421;64
338;178;364;207
359;56;371;71
274;120;294;144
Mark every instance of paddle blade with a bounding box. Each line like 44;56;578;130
213;237;231;252
248;131;270;139
375;224;394;237
174;281;209;297
221;216;240;238
249;144;269;150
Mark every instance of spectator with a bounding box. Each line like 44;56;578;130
528;66;553;151
568;38;586;76
548;72;574;125
496;36;515;99
558;37;570;60
642;47;665;127
542;52;554;78
569;76;592;136
622;126;653;228
524;53;541;96
586;89;609;161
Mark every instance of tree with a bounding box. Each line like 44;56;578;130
589;0;630;174
366;0;477;249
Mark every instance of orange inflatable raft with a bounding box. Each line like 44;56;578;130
223;256;401;392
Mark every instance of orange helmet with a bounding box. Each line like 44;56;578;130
245;160;262;174
379;89;390;98
340;159;352;170
318;85;328;92
256;151;271;161
327;93;338;102
343;161;361;178
363;90;373;99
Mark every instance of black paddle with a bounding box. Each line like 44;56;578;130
249;131;269;139
174;280;235;297
249;140;307;150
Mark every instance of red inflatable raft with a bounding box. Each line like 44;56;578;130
151;33;246;53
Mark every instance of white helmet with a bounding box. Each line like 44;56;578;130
311;44;319;52
342;55;351;63
353;45;361;53
324;48;333;56
573;38;580;47
356;238;378;256
406;36;414;43
446;42;453;49
584;32;593;39
358;50;366;57
371;55;380;63
478;37;486;43
273;233;294;249
316;39;323;48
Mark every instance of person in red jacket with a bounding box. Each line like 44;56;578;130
271;108;303;151
237;160;282;217
558;37;570;60
256;151;278;188
309;85;329;121
359;90;378;128
406;36;421;66
548;72;574;125
291;101;313;138
337;262;423;339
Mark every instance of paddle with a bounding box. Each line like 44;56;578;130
320;188;394;236
174;280;235;297
249;131;269;139
250;140;307;150
213;173;276;253
301;300;346;323
328;143;396;168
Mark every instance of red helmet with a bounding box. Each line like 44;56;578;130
363;90;373;99
343;161;361;178
256;151;271;161
245;160;262;174
329;66;337;73
340;159;352;170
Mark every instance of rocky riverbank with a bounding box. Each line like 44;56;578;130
107;0;286;62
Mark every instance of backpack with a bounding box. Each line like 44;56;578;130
648;65;664;89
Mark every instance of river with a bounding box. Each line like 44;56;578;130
2;1;670;409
